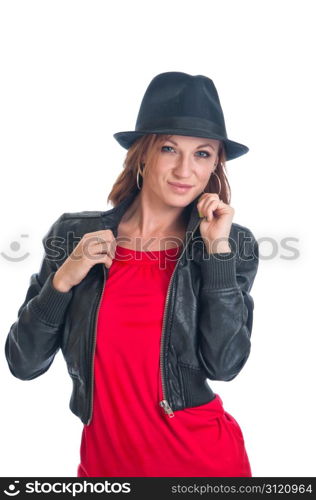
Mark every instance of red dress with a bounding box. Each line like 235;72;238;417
77;244;252;477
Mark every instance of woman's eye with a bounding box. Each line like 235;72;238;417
196;151;210;158
161;146;174;152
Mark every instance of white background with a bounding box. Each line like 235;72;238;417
1;0;315;478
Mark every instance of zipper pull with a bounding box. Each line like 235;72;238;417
159;400;175;418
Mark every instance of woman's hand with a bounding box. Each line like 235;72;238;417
52;229;117;292
196;193;234;254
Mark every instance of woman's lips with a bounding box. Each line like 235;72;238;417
168;181;193;193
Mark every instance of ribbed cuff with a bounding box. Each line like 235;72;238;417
30;272;73;325
199;252;238;289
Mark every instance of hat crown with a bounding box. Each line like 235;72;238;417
135;72;227;138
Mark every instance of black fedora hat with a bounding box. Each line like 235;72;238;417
113;71;249;161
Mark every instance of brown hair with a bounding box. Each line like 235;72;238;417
107;134;231;207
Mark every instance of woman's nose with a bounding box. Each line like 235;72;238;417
173;155;193;176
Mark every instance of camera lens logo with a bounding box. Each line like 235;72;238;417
1;234;30;262
3;481;20;496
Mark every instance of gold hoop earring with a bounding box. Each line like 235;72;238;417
202;165;222;196
136;163;145;190
211;171;222;196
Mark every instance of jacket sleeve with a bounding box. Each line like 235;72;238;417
4;214;74;381
197;225;259;381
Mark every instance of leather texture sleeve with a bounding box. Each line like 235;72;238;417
4;214;74;380
197;225;259;381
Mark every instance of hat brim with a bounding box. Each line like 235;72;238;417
113;129;249;161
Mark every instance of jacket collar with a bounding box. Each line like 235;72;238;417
100;188;201;245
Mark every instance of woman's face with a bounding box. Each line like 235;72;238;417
142;135;220;208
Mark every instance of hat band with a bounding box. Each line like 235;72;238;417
137;115;227;138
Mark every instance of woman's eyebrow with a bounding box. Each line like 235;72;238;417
165;139;215;151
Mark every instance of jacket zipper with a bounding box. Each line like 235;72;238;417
86;263;107;426
159;218;201;418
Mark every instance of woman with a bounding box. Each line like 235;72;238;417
5;72;259;477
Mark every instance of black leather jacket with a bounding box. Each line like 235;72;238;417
4;189;259;425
